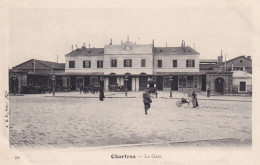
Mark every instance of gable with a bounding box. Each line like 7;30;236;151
216;56;252;68
13;59;52;70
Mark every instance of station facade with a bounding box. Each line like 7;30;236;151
63;40;205;92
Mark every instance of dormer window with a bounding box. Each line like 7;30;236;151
240;60;243;63
173;49;176;52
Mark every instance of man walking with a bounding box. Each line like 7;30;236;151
143;89;152;115
99;88;105;101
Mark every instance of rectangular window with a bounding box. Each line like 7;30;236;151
240;82;246;91
158;60;162;68
69;61;75;68
124;59;132;67
186;60;195;67
173;60;177;67
111;59;117;67
97;60;103;68
163;77;171;88
83;60;91;68
90;77;98;85
179;77;186;88
194;76;198;88
187;76;193;88
141;59;146;67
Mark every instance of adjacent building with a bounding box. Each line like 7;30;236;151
200;53;252;95
9;59;65;93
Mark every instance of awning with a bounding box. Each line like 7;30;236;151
55;72;104;76
154;71;207;76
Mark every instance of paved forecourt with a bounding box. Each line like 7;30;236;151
9;92;252;147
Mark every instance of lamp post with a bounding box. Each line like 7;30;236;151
169;75;173;97
52;74;55;96
125;76;128;96
100;77;104;89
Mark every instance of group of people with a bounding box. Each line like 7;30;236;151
142;90;200;114
98;87;200;115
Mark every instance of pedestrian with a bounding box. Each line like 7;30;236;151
191;91;199;108
207;88;210;97
143;89;152;115
99;87;105;101
79;83;83;94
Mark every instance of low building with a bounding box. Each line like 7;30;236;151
232;70;252;94
9;59;65;93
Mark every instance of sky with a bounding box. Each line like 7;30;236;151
9;7;252;67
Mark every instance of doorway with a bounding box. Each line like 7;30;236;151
10;77;18;93
215;77;224;93
70;76;76;90
171;76;178;91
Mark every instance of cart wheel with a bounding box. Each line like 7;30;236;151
176;101;182;107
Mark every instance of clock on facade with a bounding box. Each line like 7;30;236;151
125;45;131;50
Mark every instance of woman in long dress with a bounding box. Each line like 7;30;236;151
191;91;197;108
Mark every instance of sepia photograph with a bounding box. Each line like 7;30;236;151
1;0;260;164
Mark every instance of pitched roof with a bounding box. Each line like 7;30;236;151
153;46;199;55
215;55;252;67
233;70;252;78
12;59;65;70
65;47;104;56
36;60;65;69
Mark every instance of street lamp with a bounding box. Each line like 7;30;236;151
100;77;104;89
125;76;128;96
169;75;173;97
52;74;56;96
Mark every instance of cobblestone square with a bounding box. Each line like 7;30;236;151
9;92;252;148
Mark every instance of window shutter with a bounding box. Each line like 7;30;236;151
130;60;132;67
115;60;117;67
186;60;188;67
192;60;195;67
124;60;126;67
89;61;91;68
83;61;85;68
101;61;103;68
97;61;99;68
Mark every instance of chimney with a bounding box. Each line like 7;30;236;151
218;50;223;64
183;41;185;47
121;40;123;44
181;40;184;47
76;45;78;49
82;43;86;48
72;45;73;51
218;56;223;64
89;44;90;48
110;38;112;45
152;39;154;47
166;42;167;47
